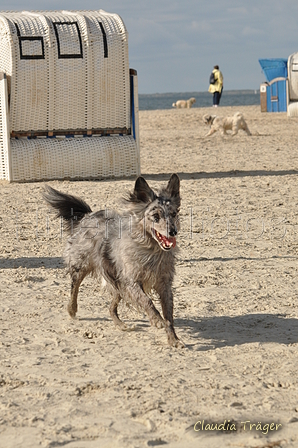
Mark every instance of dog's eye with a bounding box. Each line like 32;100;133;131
153;214;160;223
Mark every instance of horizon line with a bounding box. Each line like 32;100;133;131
139;88;260;96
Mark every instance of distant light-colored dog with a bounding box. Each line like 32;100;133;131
172;97;196;109
203;112;251;137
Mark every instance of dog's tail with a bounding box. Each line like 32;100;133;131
43;185;92;232
172;102;176;107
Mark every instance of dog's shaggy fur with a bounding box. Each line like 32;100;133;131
172;97;196;109
203;112;251;137
43;175;184;348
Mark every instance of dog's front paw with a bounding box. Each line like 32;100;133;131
67;303;77;318
115;321;136;332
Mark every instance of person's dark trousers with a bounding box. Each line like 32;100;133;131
213;90;222;106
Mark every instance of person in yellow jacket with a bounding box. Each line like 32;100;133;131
208;65;223;107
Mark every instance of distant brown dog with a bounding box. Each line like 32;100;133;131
203;112;251;137
172;97;196;109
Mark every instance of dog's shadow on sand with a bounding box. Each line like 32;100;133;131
0;257;64;269
175;313;298;351
141;169;298;181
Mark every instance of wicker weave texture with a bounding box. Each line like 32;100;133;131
9;135;139;182
0;10;130;133
287;102;298;117
0;10;140;182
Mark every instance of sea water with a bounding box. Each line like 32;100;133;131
138;90;260;111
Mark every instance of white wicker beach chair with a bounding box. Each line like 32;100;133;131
0;10;140;181
287;53;298;117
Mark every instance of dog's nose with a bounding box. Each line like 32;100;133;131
169;229;177;237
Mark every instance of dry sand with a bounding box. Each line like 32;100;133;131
1;105;298;447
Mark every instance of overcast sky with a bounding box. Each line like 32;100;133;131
2;0;298;93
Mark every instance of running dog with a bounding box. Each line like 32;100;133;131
203;112;251;137
43;174;184;347
172;97;196;109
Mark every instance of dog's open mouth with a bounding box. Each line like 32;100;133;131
153;229;176;250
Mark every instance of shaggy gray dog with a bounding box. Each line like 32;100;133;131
43;174;184;347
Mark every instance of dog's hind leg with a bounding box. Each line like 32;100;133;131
68;267;91;318
109;293;134;331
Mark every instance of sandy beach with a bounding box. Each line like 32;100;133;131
1;104;298;448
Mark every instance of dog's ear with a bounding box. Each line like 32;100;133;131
166;173;180;198
133;177;156;203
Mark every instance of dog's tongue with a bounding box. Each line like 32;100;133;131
164;235;176;248
155;230;176;249
168;236;176;248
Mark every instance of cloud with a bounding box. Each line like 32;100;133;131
227;7;248;14
242;26;265;37
191;21;213;32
